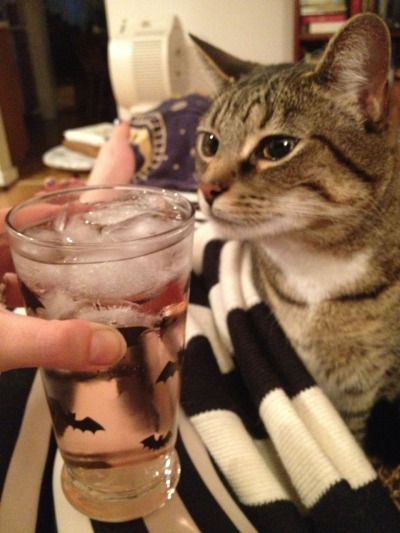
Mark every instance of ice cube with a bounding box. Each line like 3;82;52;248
100;212;178;242
74;301;158;327
13;193;193;307
16;226;192;303
53;206;69;233
83;200;142;226
62;215;103;244
24;226;61;243
68;256;160;300
38;289;82;319
53;202;173;245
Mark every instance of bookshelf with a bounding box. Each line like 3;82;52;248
294;0;400;62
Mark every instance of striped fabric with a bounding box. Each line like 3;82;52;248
1;221;400;532
181;223;400;532
0;370;254;532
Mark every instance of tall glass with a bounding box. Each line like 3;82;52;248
6;186;194;522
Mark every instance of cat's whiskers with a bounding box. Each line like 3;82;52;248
215;191;344;230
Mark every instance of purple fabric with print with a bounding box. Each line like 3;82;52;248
130;94;211;192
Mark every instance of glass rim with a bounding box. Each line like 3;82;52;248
6;185;195;251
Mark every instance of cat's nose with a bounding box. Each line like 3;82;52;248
199;182;228;206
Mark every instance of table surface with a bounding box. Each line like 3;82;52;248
0;167;88;209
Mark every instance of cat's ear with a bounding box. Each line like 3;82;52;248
189;34;257;88
314;13;391;122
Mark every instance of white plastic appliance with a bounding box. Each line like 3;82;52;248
107;15;188;117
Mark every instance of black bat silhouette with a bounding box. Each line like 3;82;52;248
118;326;147;348
141;431;172;450
20;282;45;313
47;397;105;436
156;361;179;383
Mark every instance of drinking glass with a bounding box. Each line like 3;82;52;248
6;185;194;522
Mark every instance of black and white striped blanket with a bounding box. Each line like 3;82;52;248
1;220;400;532
181;222;400;533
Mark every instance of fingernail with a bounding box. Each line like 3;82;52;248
113;118;121;125
44;177;56;187
89;328;127;366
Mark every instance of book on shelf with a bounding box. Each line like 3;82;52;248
360;0;378;12
349;0;400;28
300;0;347;16
307;20;345;33
300;12;347;23
377;0;389;18
300;0;346;4
356;0;390;18
386;0;400;28
301;12;347;33
349;0;362;15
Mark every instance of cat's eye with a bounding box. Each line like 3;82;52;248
197;132;219;158
256;135;299;161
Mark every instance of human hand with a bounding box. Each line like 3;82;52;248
0;208;127;372
88;120;135;186
0;120;135;372
0;309;127;372
41;176;86;192
41;121;135;194
0;207;14;281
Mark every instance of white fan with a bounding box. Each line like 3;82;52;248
108;15;188;115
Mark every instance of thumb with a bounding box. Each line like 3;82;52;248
88;121;135;186
0;310;127;372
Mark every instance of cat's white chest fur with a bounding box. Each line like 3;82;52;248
261;238;371;305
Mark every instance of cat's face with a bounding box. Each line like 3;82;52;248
193;15;394;245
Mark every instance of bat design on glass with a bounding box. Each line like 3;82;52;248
20;282;45;313
156;361;179;383
47;397;105;436
141;431;172;450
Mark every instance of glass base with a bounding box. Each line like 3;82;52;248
61;450;181;522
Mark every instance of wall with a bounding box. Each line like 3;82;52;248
105;0;294;97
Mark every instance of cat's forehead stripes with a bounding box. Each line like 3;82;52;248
223;89;271;127
206;70;288;132
203;65;312;145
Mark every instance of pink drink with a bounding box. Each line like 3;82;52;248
6;186;194;521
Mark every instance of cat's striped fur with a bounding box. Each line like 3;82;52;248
192;14;400;460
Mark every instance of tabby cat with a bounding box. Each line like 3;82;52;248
192;13;400;462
